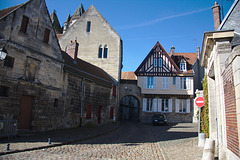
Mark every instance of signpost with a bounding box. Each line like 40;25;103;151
195;96;205;146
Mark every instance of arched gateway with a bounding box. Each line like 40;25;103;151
120;96;139;121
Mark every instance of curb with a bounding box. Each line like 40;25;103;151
0;122;120;156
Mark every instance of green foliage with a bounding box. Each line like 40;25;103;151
200;74;209;138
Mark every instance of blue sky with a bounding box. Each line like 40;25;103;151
0;0;234;72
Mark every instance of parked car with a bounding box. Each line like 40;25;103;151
152;113;167;126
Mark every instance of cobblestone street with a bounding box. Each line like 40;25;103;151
0;122;203;160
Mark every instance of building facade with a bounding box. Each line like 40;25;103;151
135;42;197;123
200;1;240;159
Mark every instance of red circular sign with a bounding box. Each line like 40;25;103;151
195;97;205;107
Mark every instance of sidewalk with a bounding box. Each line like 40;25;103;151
0;122;120;155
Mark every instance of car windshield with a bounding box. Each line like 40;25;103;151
153;114;165;118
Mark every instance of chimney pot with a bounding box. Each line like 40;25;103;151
212;2;221;30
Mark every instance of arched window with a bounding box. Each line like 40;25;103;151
103;45;108;58
98;45;103;58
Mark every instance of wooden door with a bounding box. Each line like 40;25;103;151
18;96;34;129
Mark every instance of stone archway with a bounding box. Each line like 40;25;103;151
120;96;139;121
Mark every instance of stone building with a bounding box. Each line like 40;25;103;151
58;4;123;82
0;0;119;133
135;42;197;123
0;0;64;132
200;1;240;159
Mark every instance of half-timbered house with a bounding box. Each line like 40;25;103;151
135;42;196;123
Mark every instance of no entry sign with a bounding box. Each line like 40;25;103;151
195;97;205;107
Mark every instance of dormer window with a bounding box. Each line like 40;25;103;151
180;59;186;72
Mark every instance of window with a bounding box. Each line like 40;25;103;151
175;99;190;113
112;85;116;97
147;77;154;89
159;58;162;67
173;77;176;85
20;15;29;33
162;99;169;112
98;45;103;58
0;86;9;97
43;28;50;43
4;56;14;68
162;77;169;89
180;78;187;89
146;98;153;112
180;62;186;71
154;58;157;67
86;104;92;119
103;45;108;58
86;21;91;32
26;63;37;82
54;98;58;108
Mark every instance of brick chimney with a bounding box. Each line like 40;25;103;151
170;45;175;56
212;1;221;30
65;40;79;60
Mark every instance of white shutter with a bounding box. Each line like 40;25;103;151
186;78;191;90
153;98;157;112
168;99;172;112
175;99;179;113
143;98;147;112
186;99;190;113
158;98;162;112
176;77;180;89
166;77;169;89
154;77;157;89
143;77;147;89
162;77;165;89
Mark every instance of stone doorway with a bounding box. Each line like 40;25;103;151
120;96;139;121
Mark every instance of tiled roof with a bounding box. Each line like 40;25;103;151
121;72;137;80
0;3;26;19
62;51;116;87
173;53;197;65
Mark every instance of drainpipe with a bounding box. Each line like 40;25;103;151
80;78;85;127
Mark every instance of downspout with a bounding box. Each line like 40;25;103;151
80;78;85;127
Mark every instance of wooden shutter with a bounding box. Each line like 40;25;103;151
157;98;162;112
186;78;191;90
162;77;165;89
175;99;179;113
153;77;157;89
166;77;169;89
186;99;190;113
86;104;92;119
143;98;147;112
168;99;172;112
153;98;157;112
176;77;180;89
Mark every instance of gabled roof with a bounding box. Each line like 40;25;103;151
173;53;197;65
0;2;28;19
121;72;137;80
62;51;117;87
135;41;180;77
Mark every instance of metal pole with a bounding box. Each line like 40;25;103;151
198;106;201;135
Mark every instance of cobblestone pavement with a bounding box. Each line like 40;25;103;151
0;122;203;160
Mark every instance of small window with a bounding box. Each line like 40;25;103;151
180;77;187;89
103;45;108;58
146;98;153;112
147;77;154;89
43;28;50;43
154;58;157;67
162;77;169;89
54;98;58;108
180;62;186;71
173;77;176;85
26;63;36;82
179;99;187;113
20;15;29;33
98;45;103;58
159;58;162;67
4;56;14;68
0;86;9;97
86;21;91;32
162;99;169;112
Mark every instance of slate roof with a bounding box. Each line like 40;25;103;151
62;51;116;87
121;72;137;80
0;2;27;19
50;10;63;34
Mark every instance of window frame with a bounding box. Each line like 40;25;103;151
103;45;108;58
4;56;14;68
159;58;162;67
43;28;50;44
180;62;186;71
86;21;91;32
98;45;103;58
147;77;154;89
154;58;157;67
162;77;169;89
161;99;169;112
20;15;29;33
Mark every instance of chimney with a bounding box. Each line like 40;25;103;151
196;46;200;59
65;40;79;60
212;1;221;30
170;45;175;56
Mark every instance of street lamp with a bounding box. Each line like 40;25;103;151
0;47;8;60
